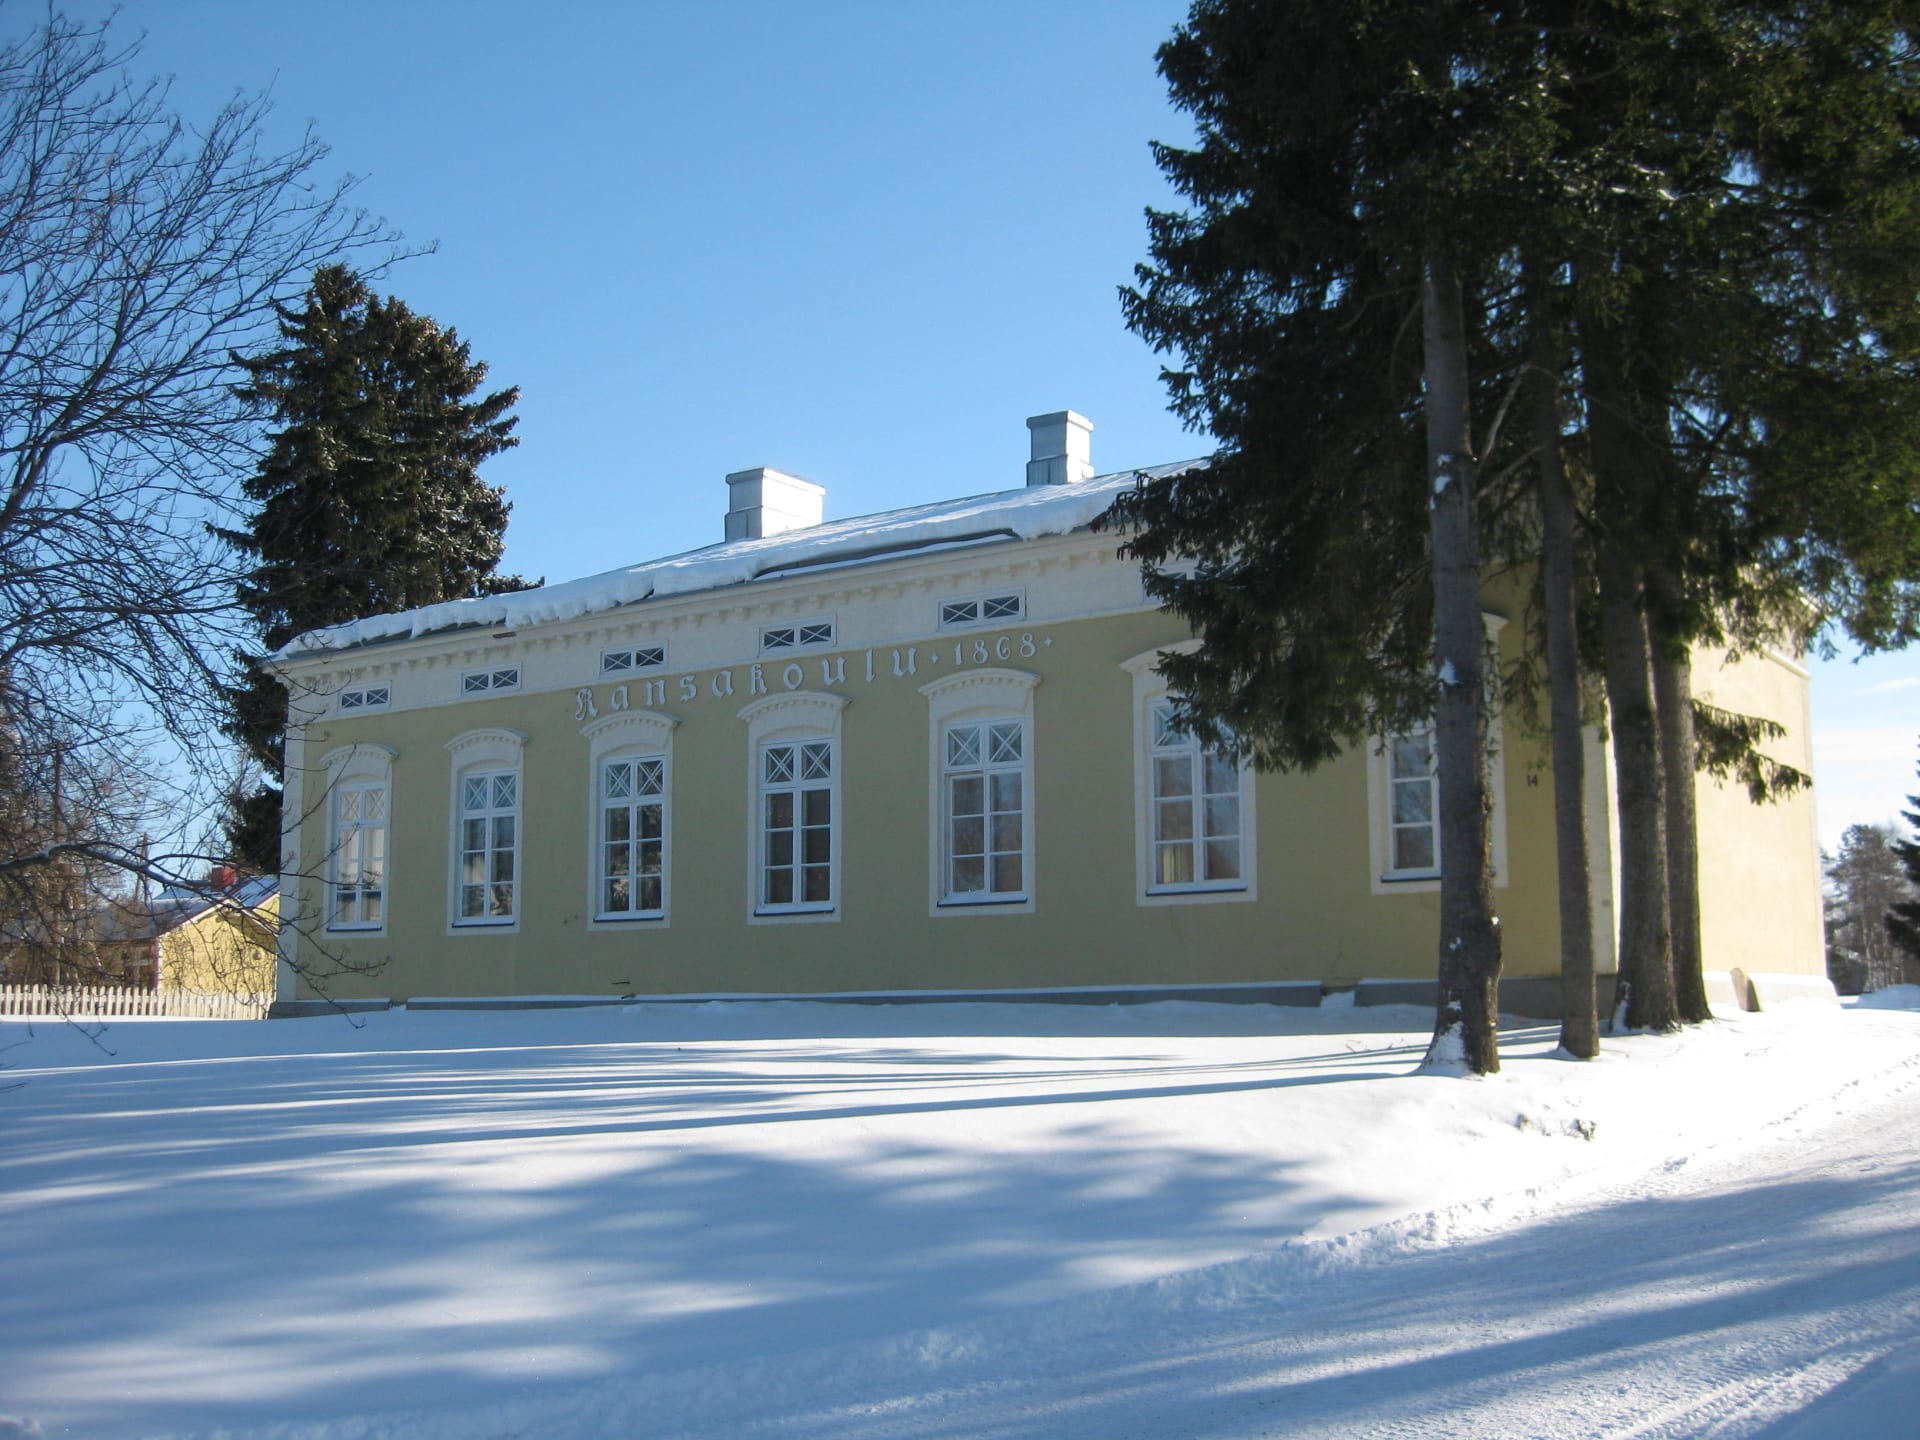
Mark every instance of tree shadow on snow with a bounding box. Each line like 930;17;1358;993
0;1026;1421;1434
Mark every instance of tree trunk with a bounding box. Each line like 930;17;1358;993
1595;541;1678;1031
1421;249;1503;1074
1578;299;1680;1034
1531;310;1598;1058
1648;565;1712;1024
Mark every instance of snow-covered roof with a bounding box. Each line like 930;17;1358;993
96;873;279;943
276;461;1200;660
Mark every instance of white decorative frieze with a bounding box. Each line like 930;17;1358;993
567;629;1055;725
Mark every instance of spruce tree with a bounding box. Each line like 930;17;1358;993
1115;2;1920;1060
1537;2;1920;1026
1108;1;1550;1072
220;265;530;870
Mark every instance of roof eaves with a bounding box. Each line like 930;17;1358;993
274;460;1204;663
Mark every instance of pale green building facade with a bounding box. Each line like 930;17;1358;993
271;412;1828;1012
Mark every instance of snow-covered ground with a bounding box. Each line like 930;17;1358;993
2;993;1917;1439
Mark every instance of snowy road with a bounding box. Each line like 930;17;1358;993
702;1075;1920;1440
471;1071;1920;1440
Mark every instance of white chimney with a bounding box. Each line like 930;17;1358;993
725;466;826;541
1025;410;1095;487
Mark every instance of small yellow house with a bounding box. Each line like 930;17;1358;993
98;873;280;994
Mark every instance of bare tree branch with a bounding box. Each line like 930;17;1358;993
0;9;401;998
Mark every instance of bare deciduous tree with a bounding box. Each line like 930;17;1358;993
0;9;394;991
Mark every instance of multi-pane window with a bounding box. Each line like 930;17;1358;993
942;719;1026;901
462;666;520;696
939;593;1023;629
456;770;519;923
760;740;833;909
600;756;665;918
760;620;834;653
1387;726;1439;874
338;684;390;712
600;645;666;675
1148;701;1243;889
330;782;387;929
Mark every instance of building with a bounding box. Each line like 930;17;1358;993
0;869;279;992
100;871;280;994
268;411;1828;1013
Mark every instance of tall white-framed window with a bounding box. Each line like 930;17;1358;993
332;782;389;927
583;710;678;925
738;691;847;922
920;668;1039;914
318;743;397;933
1148;701;1246;888
762;739;833;908
1121;645;1256;905
1366;614;1509;893
457;771;519;923
942;718;1026;900
1384;725;1440;877
446;728;527;929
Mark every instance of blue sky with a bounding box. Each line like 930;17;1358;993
27;0;1920;849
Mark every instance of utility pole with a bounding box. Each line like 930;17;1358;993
50;744;64;988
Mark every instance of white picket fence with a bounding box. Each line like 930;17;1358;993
0;984;273;1020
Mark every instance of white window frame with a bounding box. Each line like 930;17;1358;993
461;665;521;697
337;683;391;713
1122;645;1256;906
758;617;836;654
318;743;397;934
445;728;527;930
941;717;1029;904
1381;725;1443;880
920;667;1039;915
1366;615;1509;893
599;644;666;676
738;691;847;923
938;590;1025;630
583;710;678;926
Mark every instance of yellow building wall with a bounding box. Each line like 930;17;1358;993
1691;647;1827;989
288;608;1574;1002
162;893;279;994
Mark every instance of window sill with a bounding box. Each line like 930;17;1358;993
748;906;840;929
1373;868;1507;895
937;894;1029;908
1137;883;1255;909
